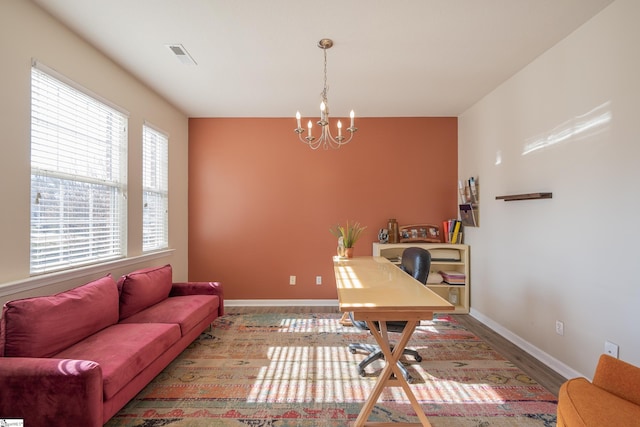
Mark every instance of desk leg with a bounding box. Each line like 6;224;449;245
340;312;353;326
352;320;431;427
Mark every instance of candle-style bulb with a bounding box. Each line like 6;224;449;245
296;111;301;128
337;120;342;136
350;110;355;127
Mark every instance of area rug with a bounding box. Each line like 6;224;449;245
106;313;557;426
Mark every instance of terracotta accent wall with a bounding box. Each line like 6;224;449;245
189;117;458;300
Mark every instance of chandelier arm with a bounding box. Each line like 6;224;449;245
296;117;357;149
321;124;357;149
296;130;322;150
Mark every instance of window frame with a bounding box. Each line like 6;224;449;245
142;122;169;252
30;60;129;275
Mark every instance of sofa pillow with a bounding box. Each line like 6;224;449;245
0;275;119;358
118;264;173;320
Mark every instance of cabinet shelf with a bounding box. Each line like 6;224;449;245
432;260;464;265
372;243;470;314
427;283;465;288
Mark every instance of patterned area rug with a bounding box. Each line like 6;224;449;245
106;313;557;426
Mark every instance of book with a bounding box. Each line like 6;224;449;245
451;220;462;243
469;177;478;203
443;219;462;243
459;204;477;227
442;220;450;243
439;270;466;285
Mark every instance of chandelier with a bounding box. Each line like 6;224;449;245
295;38;357;150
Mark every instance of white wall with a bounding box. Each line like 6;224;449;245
459;0;640;379
0;1;189;304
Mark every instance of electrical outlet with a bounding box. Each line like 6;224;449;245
289;275;296;285
604;341;619;358
316;276;322;285
555;320;564;336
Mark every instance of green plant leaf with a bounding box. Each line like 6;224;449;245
329;220;366;248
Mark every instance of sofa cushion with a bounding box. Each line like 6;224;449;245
118;264;173;320
119;295;220;335
1;275;119;358
558;377;640;426
592;354;640;407
54;323;181;400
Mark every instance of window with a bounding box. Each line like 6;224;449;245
142;124;168;252
30;62;128;274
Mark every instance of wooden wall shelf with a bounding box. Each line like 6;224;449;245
495;192;552;201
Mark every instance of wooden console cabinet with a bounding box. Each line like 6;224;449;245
372;242;470;314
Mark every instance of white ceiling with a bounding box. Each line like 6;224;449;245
32;0;613;118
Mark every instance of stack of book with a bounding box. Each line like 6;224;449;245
439;270;466;285
442;219;463;243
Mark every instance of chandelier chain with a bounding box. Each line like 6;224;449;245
322;48;328;105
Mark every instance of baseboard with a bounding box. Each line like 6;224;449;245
470;308;584;380
225;299;339;307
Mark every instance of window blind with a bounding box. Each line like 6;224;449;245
142;124;168;252
30;65;128;274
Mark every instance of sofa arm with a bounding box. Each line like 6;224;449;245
592;354;640;406
0;357;103;427
171;281;224;316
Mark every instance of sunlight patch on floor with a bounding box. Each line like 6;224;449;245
247;345;374;403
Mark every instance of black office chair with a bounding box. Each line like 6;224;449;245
348;247;431;383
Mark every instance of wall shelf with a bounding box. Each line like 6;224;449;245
495;192;552;201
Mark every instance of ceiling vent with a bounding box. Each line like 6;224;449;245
166;44;197;65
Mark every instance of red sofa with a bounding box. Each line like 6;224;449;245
0;264;223;426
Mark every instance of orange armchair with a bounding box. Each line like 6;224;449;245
557;354;640;426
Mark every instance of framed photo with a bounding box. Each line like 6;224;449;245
399;224;441;243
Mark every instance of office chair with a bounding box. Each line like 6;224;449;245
348;247;431;383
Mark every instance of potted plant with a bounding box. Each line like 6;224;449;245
330;220;367;258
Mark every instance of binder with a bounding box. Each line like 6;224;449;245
451;220;461;243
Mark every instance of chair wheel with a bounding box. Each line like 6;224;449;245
349;348;357;354
414;355;422;362
358;367;366;377
406;376;414;384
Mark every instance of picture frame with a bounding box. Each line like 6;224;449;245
398;223;441;243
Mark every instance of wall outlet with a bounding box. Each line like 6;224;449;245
289;275;296;285
604;341;619;358
315;276;322;285
555;320;564;336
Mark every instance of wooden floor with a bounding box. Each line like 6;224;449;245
453;314;566;396
225;305;567;397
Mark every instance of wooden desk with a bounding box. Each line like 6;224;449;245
333;256;454;427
